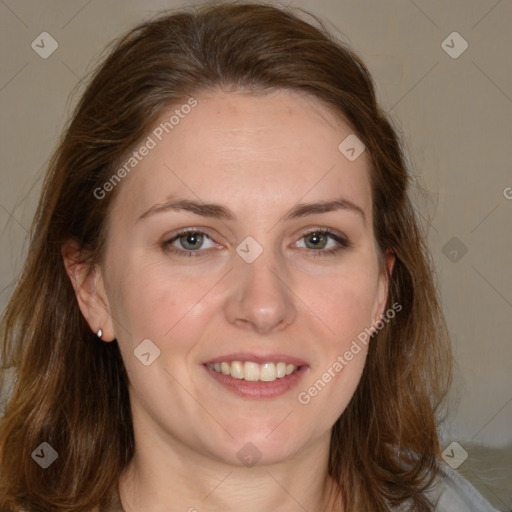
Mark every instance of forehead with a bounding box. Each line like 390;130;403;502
109;88;372;224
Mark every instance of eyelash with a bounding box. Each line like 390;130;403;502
161;227;352;258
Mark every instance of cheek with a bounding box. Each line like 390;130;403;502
106;256;222;395
296;336;369;434
309;266;379;345
294;264;377;415
106;260;204;399
108;257;203;337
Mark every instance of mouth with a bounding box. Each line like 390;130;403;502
203;353;309;399
206;360;299;382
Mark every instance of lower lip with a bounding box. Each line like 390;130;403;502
203;364;309;399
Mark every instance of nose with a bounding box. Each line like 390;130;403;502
223;250;297;335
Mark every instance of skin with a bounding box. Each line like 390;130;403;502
63;87;395;512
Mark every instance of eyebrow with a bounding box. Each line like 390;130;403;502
137;197;366;225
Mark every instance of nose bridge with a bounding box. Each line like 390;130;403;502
224;238;297;333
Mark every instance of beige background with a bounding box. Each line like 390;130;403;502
1;0;511;509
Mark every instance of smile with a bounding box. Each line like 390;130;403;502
206;361;298;382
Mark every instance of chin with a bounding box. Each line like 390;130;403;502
203;426;308;468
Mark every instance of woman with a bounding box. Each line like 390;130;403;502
0;2;499;511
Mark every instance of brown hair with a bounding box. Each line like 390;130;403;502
0;1;452;510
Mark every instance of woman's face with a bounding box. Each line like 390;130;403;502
94;88;392;466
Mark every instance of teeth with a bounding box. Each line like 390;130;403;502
221;362;230;375
244;361;260;381
207;361;299;382
260;362;276;382
230;361;244;379
285;363;295;375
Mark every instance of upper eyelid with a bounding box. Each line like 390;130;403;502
164;227;349;248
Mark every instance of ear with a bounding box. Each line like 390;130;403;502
370;248;396;330
61;239;116;342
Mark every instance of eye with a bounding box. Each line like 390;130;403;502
161;229;217;257
161;227;351;258
294;228;351;257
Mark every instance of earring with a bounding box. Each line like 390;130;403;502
97;329;103;339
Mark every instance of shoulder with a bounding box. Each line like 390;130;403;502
430;461;500;511
394;459;500;512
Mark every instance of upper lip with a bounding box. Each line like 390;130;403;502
204;352;308;367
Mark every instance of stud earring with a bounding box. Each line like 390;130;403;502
97;329;103;338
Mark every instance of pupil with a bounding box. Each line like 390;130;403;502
308;232;325;248
185;233;201;249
